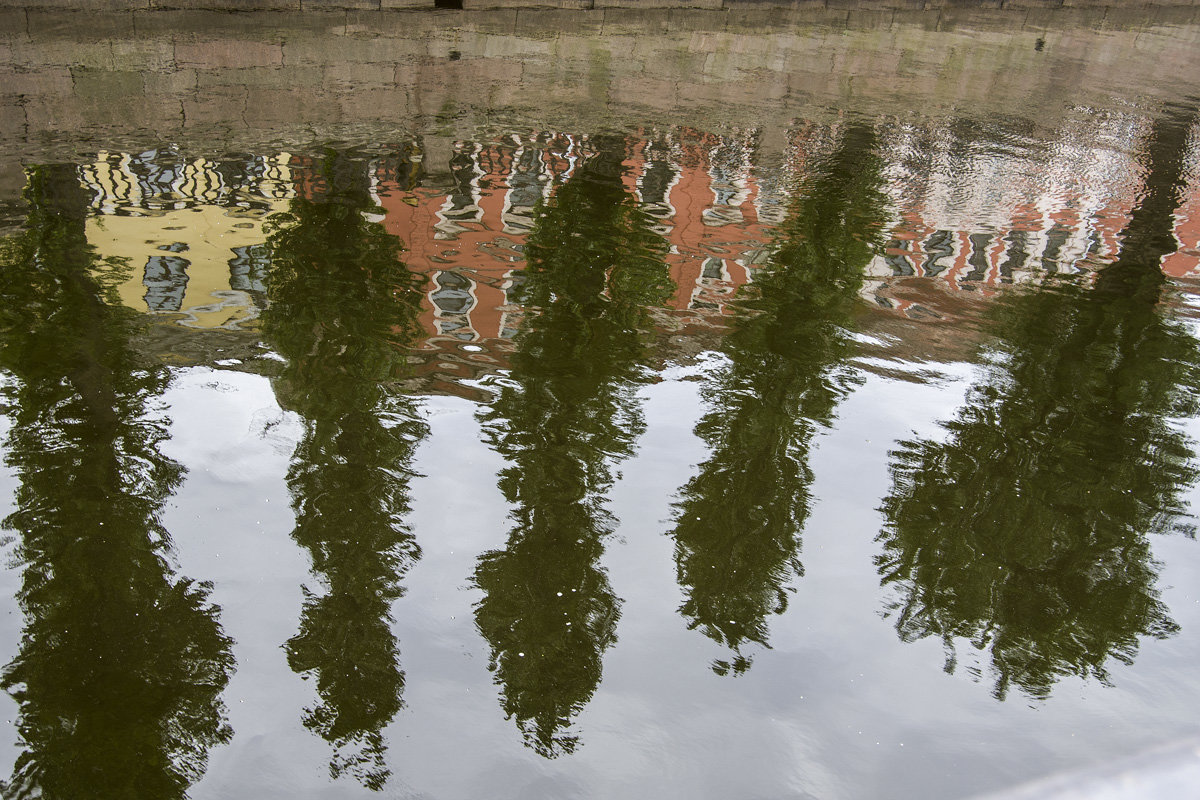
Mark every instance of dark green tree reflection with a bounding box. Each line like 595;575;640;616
878;107;1200;700
263;151;427;789
668;124;888;675
472;135;672;757
0;166;234;799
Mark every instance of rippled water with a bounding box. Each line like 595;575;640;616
2;8;1200;800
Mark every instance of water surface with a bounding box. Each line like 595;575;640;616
2;8;1200;800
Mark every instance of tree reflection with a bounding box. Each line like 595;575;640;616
263;150;427;789
472;135;672;757
668;124;888;674
0;165;234;799
877;108;1200;700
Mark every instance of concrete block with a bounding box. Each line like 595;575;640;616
322;60;398;87
196;64;321;87
601;6;675;32
665;7;727;31
27;10;136;38
0;9;27;35
456;7;520;31
845;8;899;26
181;84;247;126
514;7;604;33
135;8;339;35
0;65;74;95
284;31;418;64
889;6;942;27
243;86;343;126
343;9;401;35
598;0;719;7
302;0;379;9
175;38;284;68
152;0;299;9
85;91;182;127
10;38;114;67
142;67;198;93
111;38;176;70
334;84;408;117
70;67;142;102
466;0;593;8
0;159;26;205
8;0;148;9
23;95;86;129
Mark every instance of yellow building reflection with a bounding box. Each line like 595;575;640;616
79;151;294;329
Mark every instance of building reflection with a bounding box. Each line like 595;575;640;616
877;107;1200;700
65;117;1200;384
0;165;234;798
668;123;888;674
262;149;428;789
77;148;291;329
470;135;673;757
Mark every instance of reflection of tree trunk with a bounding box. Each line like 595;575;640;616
472;136;672;758
0;164;234;800
1095;106;1197;299
668;123;886;675
876;106;1200;701
32;167;125;430
264;149;427;791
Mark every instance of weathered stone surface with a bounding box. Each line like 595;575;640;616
23;96;87;129
0;3;1197;159
243;85;343;124
176;38;285;68
284;31;422;63
143;68;199;93
467;0;594;8
513;7;604;31
0;9;26;34
323;60;400;87
152;0;298;10
334;84;409;117
0;0;148;9
111;39;176;70
9;39;115;68
597;0;720;8
302;0;379;10
2;0;1200;8
182;84;248;125
0;100;23;136
70;67;143;101
0;66;75;96
27;9;136;38
134;8;343;35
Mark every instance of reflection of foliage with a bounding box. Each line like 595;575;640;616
473;136;672;758
669;124;887;675
0;166;234;799
264;151;427;790
877;110;1200;701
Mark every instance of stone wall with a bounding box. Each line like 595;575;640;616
0;3;1198;204
1;0;1199;10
